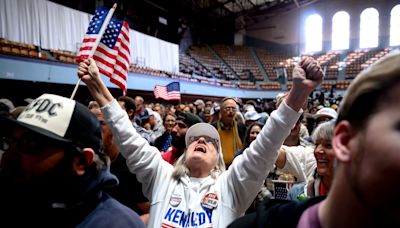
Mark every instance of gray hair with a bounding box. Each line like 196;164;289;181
172;149;226;180
311;120;335;144
88;100;100;110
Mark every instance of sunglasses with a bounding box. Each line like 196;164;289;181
188;135;218;147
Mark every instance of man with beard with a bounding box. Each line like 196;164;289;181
161;112;202;165
0;94;145;227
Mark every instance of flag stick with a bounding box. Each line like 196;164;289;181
71;3;117;99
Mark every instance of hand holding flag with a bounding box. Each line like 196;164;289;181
73;4;130;98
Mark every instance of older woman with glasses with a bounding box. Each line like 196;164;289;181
77;56;323;227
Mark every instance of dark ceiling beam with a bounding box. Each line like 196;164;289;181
293;0;300;8
239;0;321;32
143;0;168;12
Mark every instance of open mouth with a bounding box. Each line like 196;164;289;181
317;158;329;164
194;145;206;153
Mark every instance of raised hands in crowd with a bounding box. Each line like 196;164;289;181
77;56;323;227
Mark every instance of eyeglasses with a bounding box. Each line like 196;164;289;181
188;135;218;146
223;107;236;112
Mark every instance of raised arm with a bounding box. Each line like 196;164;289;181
77;58;114;106
286;57;323;111
224;57;323;213
77;58;173;200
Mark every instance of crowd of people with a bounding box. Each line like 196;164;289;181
1;53;400;227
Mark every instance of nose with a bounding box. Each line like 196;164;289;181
172;124;179;133
315;146;325;154
197;136;207;144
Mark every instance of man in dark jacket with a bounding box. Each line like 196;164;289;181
0;94;145;227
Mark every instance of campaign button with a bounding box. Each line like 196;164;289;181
169;193;182;207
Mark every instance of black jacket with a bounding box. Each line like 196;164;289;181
228;196;325;228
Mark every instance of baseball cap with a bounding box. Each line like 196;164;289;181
244;110;261;121
140;108;154;121
176;112;203;127
313;107;338;120
0;94;102;153
244;104;255;112
185;123;221;153
194;99;205;106
0;98;14;112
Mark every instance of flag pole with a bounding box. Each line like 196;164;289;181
71;3;118;99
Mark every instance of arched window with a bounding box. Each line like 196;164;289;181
390;5;400;46
359;8;379;48
332;11;350;50
305;14;323;52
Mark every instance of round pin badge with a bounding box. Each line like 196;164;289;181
201;193;219;211
169;193;182;207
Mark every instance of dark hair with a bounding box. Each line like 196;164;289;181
118;96;136;116
242;122;264;150
163;112;176;122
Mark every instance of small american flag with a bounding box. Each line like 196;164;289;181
76;7;130;94
154;82;181;101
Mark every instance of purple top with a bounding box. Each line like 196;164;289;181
297;202;322;228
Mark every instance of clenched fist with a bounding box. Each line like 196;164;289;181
285;57;324;111
77;58;100;83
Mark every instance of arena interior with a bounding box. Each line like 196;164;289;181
0;0;399;107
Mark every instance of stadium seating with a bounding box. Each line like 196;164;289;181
0;38;395;92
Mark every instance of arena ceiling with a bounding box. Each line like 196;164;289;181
132;0;320;26
51;0;320;43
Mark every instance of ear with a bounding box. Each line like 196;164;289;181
127;109;135;118
332;120;353;163
73;148;95;176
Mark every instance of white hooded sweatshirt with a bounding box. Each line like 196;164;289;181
102;99;301;227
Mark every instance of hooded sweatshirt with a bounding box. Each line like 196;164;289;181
102;99;301;227
0;165;145;228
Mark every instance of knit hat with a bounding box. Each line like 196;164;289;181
176;112;203;127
